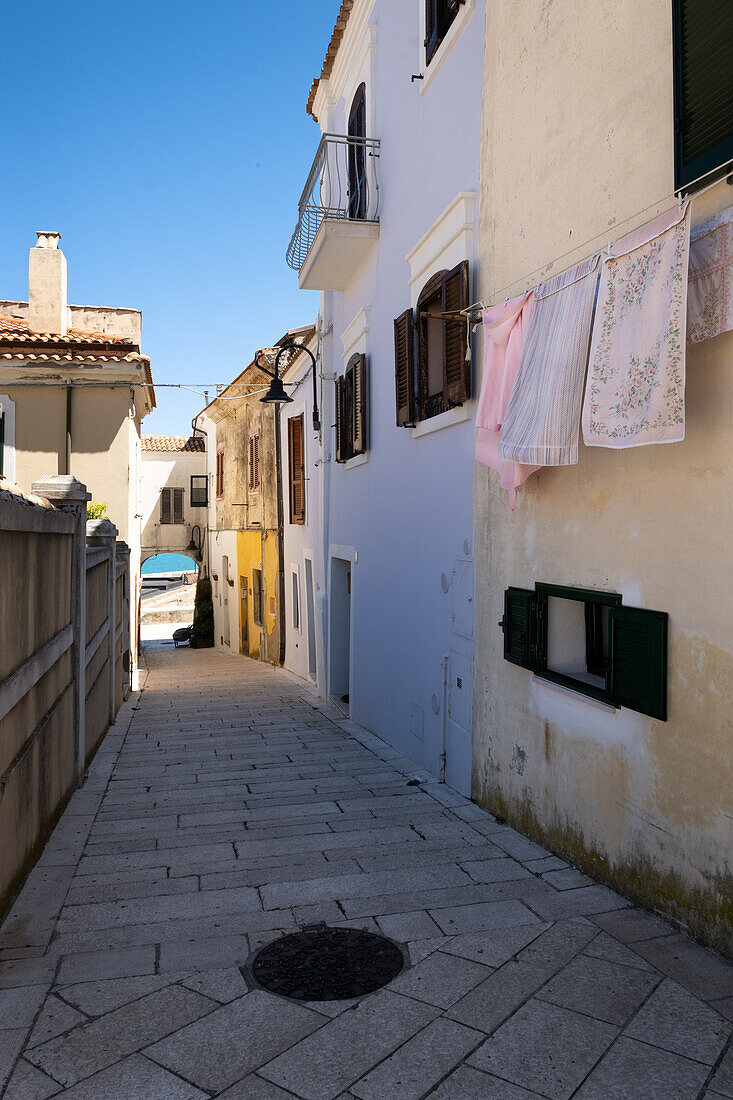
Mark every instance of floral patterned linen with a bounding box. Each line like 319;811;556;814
476;292;539;508
688;204;733;344
499;255;601;466
582;203;690;449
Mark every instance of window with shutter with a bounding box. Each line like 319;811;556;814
425;0;463;65
160;488;172;525
394;308;416;426
500;583;668;719
673;0;733;190
348;84;367;220
173;488;184;524
336;354;368;463
442;260;471;406
288;414;305;524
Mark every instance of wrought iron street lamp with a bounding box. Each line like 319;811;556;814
257;341;321;431
186;524;203;563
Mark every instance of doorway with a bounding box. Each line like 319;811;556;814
329;556;351;713
239;575;248;654
304;557;317;683
222;555;231;647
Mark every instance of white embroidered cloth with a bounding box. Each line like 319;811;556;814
688;204;733;344
582;203;690;449
499;256;601;466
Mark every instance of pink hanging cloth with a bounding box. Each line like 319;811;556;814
475;291;539;508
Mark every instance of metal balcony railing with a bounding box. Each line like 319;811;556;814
286;133;381;272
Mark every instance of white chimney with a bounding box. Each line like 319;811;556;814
28;231;67;334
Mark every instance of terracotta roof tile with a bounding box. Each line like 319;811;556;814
142;435;205;453
307;0;355;119
0;315;146;363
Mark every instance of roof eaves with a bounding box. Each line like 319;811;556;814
307;0;355;120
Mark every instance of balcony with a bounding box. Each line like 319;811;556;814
286;133;381;291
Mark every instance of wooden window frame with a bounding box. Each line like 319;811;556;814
214;446;222;499
248;432;261;493
190;475;208;508
672;0;733;192
288;414;306;525
160;487;184;525
335;353;368;463
501;582;668;720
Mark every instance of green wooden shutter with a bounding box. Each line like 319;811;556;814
394;309;416;427
442;260;471;406
608;605;668;720
673;0;733;189
501;587;538;669
352;353;367;455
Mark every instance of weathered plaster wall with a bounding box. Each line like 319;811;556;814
474;0;732;955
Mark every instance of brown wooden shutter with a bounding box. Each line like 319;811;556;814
216;449;224;497
173;488;184;524
442;260;470;406
394;309;416;427
160;488;171;524
288;414;305;524
335;376;345;462
248;433;260;491
352;353;367;455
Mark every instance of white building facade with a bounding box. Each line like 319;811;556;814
140;436;207;566
285;0;485;793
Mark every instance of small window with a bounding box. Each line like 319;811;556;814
160;487;184;525
248;432;261;492
426;0;464;65
394;261;471;426
216;448;225;498
335;354;368;462
252;568;263;626
190;475;208;508
288;415;305;524
673;0;733;191
501;583;668;720
292;569;300;632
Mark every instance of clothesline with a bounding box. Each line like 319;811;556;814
454;173;732;318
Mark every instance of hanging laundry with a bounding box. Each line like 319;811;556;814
475;292;539;508
499;255;601;466
688;204;733;344
582;203;690;449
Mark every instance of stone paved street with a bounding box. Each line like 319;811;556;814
1;642;731;1098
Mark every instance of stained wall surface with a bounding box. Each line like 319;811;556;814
474;0;733;954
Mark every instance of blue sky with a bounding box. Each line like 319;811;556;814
1;0;338;434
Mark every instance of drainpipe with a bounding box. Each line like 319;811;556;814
439;653;450;783
65;384;72;475
274;404;286;667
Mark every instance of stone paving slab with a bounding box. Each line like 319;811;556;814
0;643;730;1098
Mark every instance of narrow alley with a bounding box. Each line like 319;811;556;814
0;642;731;1098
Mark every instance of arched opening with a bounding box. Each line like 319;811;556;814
142;552;198;577
142;552;198;601
348;83;367;220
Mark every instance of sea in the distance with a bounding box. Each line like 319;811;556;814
141;553;199;576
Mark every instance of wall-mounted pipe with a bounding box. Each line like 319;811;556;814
439;653;450;783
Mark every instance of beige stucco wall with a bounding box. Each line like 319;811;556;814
474;0;732;955
141;449;207;561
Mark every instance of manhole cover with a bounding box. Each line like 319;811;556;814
245;924;406;1001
